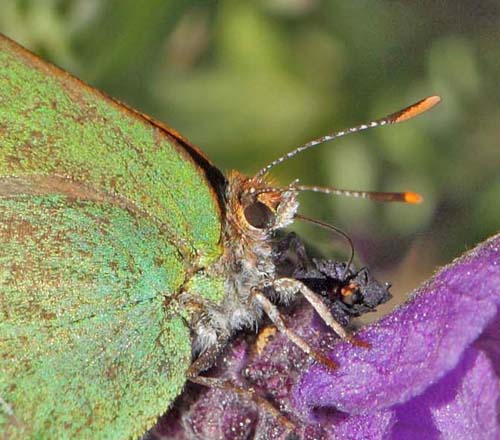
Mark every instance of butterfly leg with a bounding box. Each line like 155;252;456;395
187;337;228;378
252;291;338;369
185;320;297;429
187;335;295;431
188;375;295;431
272;278;370;348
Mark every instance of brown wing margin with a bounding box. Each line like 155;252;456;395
133;110;228;212
0;33;228;219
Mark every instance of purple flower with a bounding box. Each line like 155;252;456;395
149;234;500;440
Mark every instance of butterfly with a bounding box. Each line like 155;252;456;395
0;33;440;439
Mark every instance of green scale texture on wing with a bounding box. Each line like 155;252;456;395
0;35;222;266
0;195;191;439
0;35;228;439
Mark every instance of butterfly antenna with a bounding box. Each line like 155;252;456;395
292;185;423;204
254;95;441;179
256;184;423;204
295;214;355;280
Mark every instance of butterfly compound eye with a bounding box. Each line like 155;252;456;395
244;201;275;229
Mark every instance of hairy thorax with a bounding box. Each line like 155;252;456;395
187;170;299;354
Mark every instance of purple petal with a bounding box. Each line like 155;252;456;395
391;347;499;440
295;233;500;417
475;312;500;377
332;410;396;440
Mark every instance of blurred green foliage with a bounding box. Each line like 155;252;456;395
1;0;499;293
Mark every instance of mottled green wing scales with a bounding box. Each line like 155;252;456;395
0;34;223;265
0;34;227;439
0;195;192;439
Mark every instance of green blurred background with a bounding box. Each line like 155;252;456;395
1;0;499;305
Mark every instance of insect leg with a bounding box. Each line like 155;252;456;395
188;375;294;431
187;337;228;378
186;327;295;429
273;278;370;348
252;291;338;370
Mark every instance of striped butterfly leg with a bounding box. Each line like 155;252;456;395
187;337;296;432
252;291;340;370
270;278;371;349
187;339;229;379
188;376;295;431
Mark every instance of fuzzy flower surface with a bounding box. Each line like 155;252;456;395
149;233;500;440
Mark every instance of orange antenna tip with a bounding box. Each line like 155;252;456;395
254;94;441;178
391;95;442;124
404;191;423;204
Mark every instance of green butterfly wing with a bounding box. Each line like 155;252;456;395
0;194;191;439
0;34;224;265
0;35;226;438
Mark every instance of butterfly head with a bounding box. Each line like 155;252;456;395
224;96;441;243
226;171;299;240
